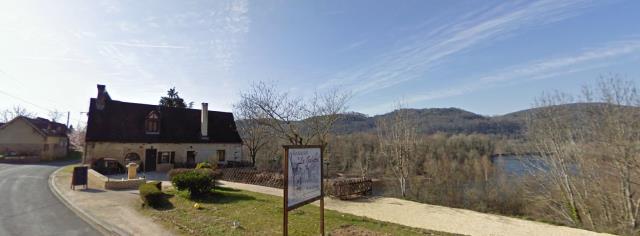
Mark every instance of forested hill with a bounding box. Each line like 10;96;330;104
331;103;617;137
331;108;523;137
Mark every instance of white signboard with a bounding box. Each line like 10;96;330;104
287;147;322;209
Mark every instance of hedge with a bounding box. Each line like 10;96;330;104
171;169;220;198
196;162;215;169
169;168;221;180
139;183;163;208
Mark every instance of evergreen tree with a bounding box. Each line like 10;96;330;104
159;87;187;108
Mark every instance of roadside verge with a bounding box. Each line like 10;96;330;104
48;166;173;236
48;166;129;236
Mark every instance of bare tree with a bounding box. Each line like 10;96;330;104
526;91;594;228
0;109;10;123
236;81;349;145
1;105;35;122
306;89;351;148
69;124;86;151
233;106;271;166
48;110;64;122
526;76;640;234
583;77;640;233
377;104;419;198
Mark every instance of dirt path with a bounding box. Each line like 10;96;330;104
216;181;613;236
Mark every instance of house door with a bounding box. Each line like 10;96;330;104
186;151;196;165
145;149;157;172
217;150;226;162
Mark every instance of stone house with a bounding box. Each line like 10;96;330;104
0;116;69;160
84;85;243;172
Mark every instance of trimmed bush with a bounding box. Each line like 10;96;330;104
171;169;216;198
147;181;162;190
139;183;163;208
197;168;222;179
168;168;192;180
169;168;221;185
196;162;214;169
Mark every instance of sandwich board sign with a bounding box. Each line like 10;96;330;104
283;145;324;235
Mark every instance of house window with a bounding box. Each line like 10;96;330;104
158;151;175;164
217;150;226;162
145;111;160;134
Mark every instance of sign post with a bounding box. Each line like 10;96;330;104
283;145;324;236
71;166;88;190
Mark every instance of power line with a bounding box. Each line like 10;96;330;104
0;69;87;126
0;88;85;125
0;68;64;110
0;89;55;113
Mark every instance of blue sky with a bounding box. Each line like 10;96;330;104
1;0;639;125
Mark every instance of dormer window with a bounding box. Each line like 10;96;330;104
145;111;160;134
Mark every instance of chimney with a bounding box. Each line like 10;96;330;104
96;84;111;110
97;84;106;95
201;103;209;139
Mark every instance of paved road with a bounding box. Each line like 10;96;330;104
0;162;100;236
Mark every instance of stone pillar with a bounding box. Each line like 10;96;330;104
127;163;138;179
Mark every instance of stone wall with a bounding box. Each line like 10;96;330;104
42;136;68;160
156;163;173;172
84;142;243;169
88;169;146;190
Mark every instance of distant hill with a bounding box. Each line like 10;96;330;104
331;103;624;137
332;108;522;137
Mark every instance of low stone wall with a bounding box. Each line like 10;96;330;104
88;169;146;190
0;155;41;163
156;163;173;172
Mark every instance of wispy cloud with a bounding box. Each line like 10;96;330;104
334;39;368;54
207;0;251;72
321;0;597;94
16;56;92;64
101;41;188;49
369;39;640;111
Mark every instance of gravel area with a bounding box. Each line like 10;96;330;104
217;180;614;236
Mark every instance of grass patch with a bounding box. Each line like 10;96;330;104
61;164;80;174
55;150;83;162
140;187;457;236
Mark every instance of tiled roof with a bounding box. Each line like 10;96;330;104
85;99;242;144
0;117;68;137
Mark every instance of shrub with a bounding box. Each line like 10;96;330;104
168;168;192;180
171;169;216;198
139;183;163;208
147;180;162;190
196;162;215;169
196;168;222;179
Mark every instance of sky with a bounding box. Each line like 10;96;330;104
1;0;639;125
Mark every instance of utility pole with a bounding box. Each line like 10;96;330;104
66;111;70;127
